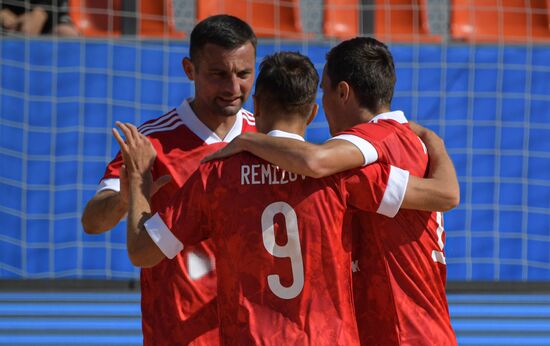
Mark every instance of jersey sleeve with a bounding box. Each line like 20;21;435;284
328;134;379;166
343;163;410;218
143;167;212;259
332;122;397;165
97;151;123;193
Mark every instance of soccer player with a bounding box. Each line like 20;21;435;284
205;37;459;345
116;52;458;345
80;15;257;345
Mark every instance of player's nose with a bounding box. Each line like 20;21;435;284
223;74;240;95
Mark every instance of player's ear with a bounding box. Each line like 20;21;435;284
337;81;351;104
182;58;195;81
253;95;261;118
306;103;319;125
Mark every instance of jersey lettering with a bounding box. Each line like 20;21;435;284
241;164;305;185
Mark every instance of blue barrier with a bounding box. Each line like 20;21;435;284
1;292;550;345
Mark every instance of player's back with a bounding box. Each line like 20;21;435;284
201;152;361;346
340;111;457;345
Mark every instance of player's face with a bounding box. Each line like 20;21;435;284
321;67;343;136
185;42;255;118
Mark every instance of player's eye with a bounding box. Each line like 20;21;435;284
211;71;226;77
238;71;252;78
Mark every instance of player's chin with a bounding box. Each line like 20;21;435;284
217;103;243;116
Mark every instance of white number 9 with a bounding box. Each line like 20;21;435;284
261;202;304;299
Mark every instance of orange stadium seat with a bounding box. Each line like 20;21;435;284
70;0;184;38
451;0;550;42
374;0;441;42
139;0;185;38
197;0;306;38
324;0;360;39
69;0;122;37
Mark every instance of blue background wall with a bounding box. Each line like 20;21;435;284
1;39;549;280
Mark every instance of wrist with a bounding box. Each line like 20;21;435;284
128;171;153;191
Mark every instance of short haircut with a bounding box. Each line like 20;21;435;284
189;15;257;63
325;37;396;113
255;52;319;116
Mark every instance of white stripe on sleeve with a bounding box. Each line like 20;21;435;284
144;213;184;259
377;166;409;218
328;134;378;166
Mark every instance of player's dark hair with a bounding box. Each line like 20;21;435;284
189;15;257;63
255;52;319;116
325;37;396;113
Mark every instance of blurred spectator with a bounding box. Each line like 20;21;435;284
0;0;78;36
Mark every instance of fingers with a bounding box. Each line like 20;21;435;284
114;121;151;150
125;122;141;143
116;121;153;149
112;127;129;153
201;150;224;163
115;121;134;143
201;147;233;163
201;152;219;163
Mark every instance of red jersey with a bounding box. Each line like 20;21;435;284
334;111;457;346
99;98;256;345
144;131;410;346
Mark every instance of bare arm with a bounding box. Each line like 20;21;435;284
203;132;364;178
81;189;128;234
113;122;165;267
401;123;460;212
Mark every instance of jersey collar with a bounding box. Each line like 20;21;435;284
176;97;246;144
370;110;408;124
267;130;305;141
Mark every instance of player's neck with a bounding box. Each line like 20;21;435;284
262;120;306;138
349;105;391;127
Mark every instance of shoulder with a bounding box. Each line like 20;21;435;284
240;109;256;128
202;152;258;183
344;121;394;137
137;108;185;137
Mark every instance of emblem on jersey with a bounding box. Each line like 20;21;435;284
352;260;360;273
187;252;214;280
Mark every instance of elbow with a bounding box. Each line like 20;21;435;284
127;247;155;268
303;154;332;179
127;237;161;268
305;166;325;179
128;254;147;268
440;189;460;212
449;193;460;211
129;256;147;268
81;215;101;235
